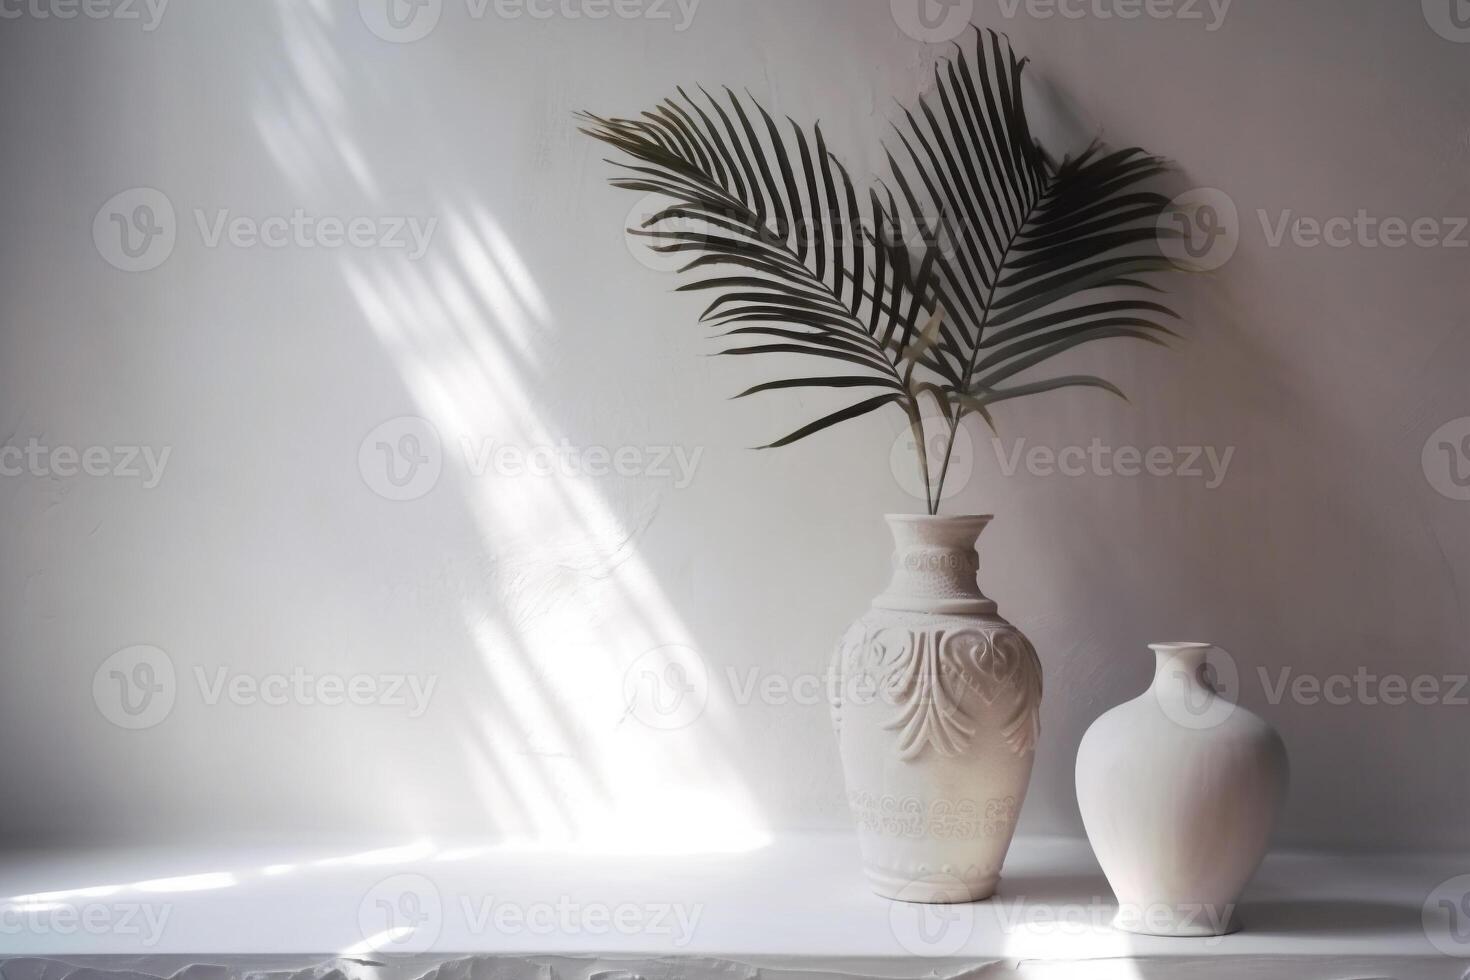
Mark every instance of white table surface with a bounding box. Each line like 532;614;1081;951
0;835;1463;979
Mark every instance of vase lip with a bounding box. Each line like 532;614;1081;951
884;513;994;524
1149;641;1215;653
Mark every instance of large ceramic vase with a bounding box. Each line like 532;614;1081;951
829;515;1043;904
1075;642;1288;937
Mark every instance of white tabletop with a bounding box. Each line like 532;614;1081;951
0;835;1463;979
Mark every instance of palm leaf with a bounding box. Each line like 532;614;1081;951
577;88;941;455
579;31;1197;514
759;393;908;450
887;29;1187;407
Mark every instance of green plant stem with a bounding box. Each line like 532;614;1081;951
930;413;964;510
903;401;934;515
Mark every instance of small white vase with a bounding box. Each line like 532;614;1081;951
1075;642;1288;937
829;515;1043;903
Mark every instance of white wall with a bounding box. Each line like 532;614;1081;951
1;0;1466;854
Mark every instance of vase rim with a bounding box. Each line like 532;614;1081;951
884;513;994;523
1149;641;1214;652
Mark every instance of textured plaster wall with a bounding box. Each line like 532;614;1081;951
0;0;1466;852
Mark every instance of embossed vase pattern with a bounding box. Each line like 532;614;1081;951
829;515;1043;903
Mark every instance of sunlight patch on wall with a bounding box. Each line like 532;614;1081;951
342;215;768;854
257;0;768;856
253;0;378;197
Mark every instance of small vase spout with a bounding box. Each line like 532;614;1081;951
1148;641;1215;698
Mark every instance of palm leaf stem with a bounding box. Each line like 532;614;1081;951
930;197;1030;509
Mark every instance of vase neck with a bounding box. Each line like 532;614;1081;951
873;514;997;615
1149;643;1215;697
